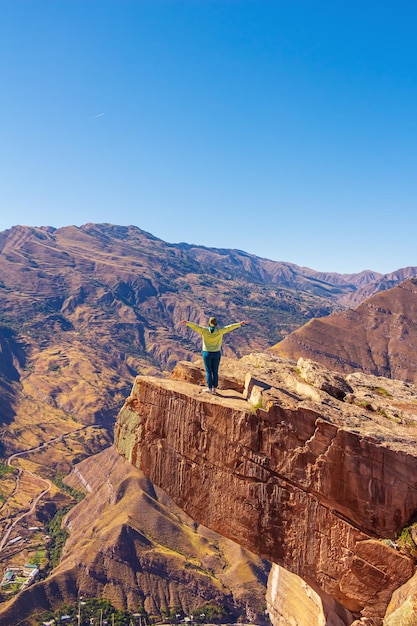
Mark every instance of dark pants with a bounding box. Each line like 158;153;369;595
202;351;221;389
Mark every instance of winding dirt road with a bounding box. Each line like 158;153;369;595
0;426;99;552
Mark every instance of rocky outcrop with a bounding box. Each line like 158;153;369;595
114;354;417;625
271;279;417;385
384;569;417;624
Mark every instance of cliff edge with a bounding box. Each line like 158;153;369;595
115;354;417;625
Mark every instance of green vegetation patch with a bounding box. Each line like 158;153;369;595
396;523;417;557
53;472;85;503
161;604;232;624
37;598;146;626
370;386;393;398
45;506;71;569
43;474;85;571
0;462;17;477
28;549;47;567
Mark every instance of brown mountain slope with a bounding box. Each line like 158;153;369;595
0;446;270;625
271;278;417;383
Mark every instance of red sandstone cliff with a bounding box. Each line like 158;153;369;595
114;355;417;625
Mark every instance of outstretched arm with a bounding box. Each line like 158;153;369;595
180;319;249;325
221;320;250;335
179;320;204;335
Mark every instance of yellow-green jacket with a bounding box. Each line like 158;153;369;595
185;322;243;352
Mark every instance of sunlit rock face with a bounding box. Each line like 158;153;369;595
115;354;417;625
266;564;355;626
384;569;417;624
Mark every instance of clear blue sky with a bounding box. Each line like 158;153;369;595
1;0;416;274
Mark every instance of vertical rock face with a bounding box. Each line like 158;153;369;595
266;564;355;626
114;355;417;624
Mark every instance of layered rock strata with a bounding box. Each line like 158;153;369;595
114;354;417;624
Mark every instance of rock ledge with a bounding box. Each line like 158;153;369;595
115;354;417;624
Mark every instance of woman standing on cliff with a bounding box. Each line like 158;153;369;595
179;317;250;395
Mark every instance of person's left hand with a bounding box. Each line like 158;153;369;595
240;320;250;325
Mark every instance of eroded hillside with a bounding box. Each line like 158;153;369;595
0;447;270;625
272;278;417;384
